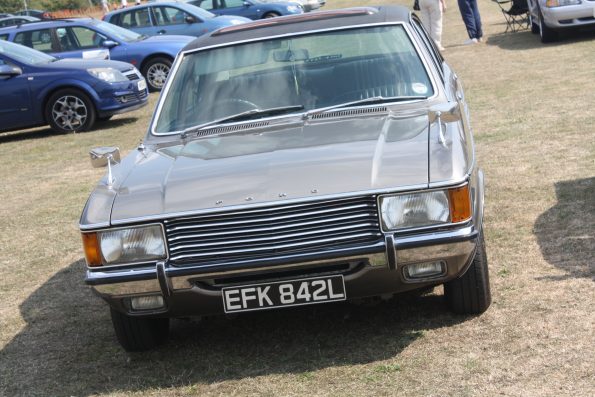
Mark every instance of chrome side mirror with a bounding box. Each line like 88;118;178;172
90;147;120;187
102;40;118;48
0;64;22;78
428;102;461;147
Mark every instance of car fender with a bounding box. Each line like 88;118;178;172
33;78;100;120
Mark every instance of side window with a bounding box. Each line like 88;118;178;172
55;27;78;51
118;9;152;28
15;29;54;52
153;6;189;26
198;0;215;10
68;27;108;49
224;0;244;7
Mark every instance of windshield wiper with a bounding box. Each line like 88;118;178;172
181;105;304;137
307;96;427;117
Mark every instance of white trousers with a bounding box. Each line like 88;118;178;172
419;0;443;48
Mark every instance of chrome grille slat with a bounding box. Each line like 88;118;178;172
165;195;381;266
169;232;380;262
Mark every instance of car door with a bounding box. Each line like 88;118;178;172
52;26;110;60
220;0;258;18
0;56;33;131
151;5;201;36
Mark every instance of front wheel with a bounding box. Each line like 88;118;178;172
45;89;96;133
444;231;492;314
110;309;170;352
142;57;172;92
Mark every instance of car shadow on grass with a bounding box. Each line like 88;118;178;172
485;28;595;50
0;117;138;144
0;260;469;396
533;177;594;281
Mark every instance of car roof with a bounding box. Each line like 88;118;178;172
106;1;196;15
0;16;40;22
182;6;411;52
0;17;96;33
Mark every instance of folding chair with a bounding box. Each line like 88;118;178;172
493;0;529;33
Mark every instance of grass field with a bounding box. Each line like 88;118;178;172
1;1;594;396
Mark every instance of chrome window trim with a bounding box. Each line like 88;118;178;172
377;180;472;233
149;21;441;137
82;222;169;269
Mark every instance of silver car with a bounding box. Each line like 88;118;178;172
528;0;595;42
80;6;491;351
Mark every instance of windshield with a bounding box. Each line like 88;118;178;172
0;39;56;64
154;25;435;134
91;19;144;42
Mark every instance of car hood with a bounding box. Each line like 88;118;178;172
45;57;134;72
107;114;431;223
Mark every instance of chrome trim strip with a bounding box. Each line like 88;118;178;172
150;21;439;137
385;235;397;271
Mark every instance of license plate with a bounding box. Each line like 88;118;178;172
137;79;147;92
222;275;346;313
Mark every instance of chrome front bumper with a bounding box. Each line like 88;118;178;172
86;224;479;316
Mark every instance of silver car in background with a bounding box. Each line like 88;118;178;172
528;0;595;42
80;6;491;351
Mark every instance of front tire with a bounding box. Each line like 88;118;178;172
45;89;96;133
444;231;491;314
263;12;280;18
529;13;539;34
142;57;172;92
110;309;170;352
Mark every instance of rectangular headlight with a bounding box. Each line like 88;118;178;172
82;224;166;267
379;185;471;231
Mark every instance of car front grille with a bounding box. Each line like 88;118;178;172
164;195;382;267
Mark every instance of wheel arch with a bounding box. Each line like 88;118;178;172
139;53;174;74
38;82;100;123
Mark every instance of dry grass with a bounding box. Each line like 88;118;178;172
1;2;594;396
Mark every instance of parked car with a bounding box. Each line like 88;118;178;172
103;2;249;38
80;5;491;351
0;15;40;28
0;40;148;134
0;13;14;18
14;9;51;19
187;0;303;19
0;18;195;91
528;0;595;42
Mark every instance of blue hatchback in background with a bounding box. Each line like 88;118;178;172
187;0;303;19
0;18;195;91
0;40;148;134
103;2;249;38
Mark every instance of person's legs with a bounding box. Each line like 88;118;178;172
469;0;483;39
428;1;443;48
457;0;478;39
419;0;432;35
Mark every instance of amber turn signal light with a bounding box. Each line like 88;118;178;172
448;185;472;223
81;232;102;267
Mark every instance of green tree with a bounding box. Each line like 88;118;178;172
0;0;22;13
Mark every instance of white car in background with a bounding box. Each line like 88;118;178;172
528;0;595;42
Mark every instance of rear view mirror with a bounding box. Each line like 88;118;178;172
273;49;309;62
102;40;118;48
0;64;22;77
90;146;120;187
90;146;120;168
